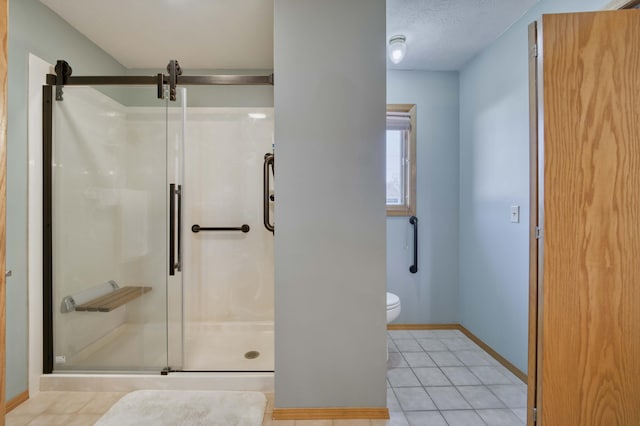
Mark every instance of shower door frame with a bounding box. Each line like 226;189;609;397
42;61;274;374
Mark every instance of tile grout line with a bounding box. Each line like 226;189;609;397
387;331;525;425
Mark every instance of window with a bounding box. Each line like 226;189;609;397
386;104;416;216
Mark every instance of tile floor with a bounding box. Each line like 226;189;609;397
6;391;386;426
5;391;127;426
385;329;527;426
5;329;527;426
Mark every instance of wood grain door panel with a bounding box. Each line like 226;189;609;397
527;20;539;426
540;10;640;426
1;0;7;422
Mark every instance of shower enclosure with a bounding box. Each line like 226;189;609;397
43;60;274;374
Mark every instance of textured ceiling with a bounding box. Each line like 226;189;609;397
40;0;537;71
387;0;538;70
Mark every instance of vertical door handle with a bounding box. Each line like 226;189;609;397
169;184;176;276
169;184;182;276
263;153;275;233
409;216;418;273
176;185;182;272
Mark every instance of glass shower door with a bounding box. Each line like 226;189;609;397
49;84;180;372
166;87;186;372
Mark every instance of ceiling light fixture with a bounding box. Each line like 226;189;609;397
248;112;267;120
388;35;407;65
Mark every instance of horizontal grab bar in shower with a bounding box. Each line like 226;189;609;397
191;224;250;233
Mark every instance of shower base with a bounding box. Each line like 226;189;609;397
42;321;274;392
54;320;273;372
60;322;166;370
184;321;274;371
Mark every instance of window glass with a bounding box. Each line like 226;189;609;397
386;105;416;216
386;129;405;205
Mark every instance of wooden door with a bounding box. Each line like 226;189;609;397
527;20;539;426
0;0;7;423
534;10;640;426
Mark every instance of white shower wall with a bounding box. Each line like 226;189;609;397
183;109;274;324
130;105;275;370
126;106;275;325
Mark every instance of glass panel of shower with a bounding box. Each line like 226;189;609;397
47;84;185;372
44;64;274;374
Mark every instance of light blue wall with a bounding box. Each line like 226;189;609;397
458;0;612;373
387;70;459;324
7;0;125;400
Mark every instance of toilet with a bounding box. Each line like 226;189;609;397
387;292;401;323
386;292;401;360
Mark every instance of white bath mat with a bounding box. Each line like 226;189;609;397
95;390;266;426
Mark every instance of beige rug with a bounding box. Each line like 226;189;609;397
95;390;266;426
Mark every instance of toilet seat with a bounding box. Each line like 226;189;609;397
387;292;400;310
386;292;401;323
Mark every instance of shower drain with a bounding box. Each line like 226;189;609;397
244;351;260;360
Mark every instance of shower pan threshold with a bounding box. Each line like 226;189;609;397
40;371;274;393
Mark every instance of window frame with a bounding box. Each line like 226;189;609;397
386;104;416;217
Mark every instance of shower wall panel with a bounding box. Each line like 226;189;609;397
124;106;274;326
182;108;274;325
123;108;173;327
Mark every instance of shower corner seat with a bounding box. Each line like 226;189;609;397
74;286;152;312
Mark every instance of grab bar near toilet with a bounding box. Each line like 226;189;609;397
409;216;418;273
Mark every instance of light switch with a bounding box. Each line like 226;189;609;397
511;205;520;223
